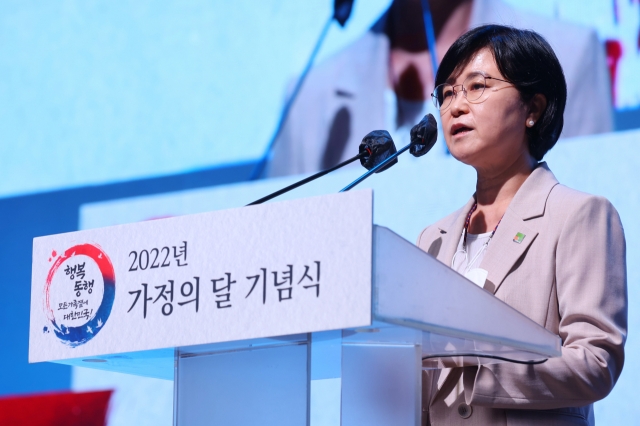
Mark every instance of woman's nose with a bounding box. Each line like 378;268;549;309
449;90;469;116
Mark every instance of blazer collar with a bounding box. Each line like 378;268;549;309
435;162;559;293
481;162;559;294
504;162;559;221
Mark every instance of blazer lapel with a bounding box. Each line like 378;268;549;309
479;163;559;295
479;210;538;294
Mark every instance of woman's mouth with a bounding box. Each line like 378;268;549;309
452;126;473;136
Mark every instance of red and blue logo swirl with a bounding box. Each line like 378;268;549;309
44;244;115;347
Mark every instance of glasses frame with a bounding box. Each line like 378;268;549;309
431;72;512;111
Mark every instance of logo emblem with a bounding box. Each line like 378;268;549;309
513;232;526;244
44;244;115;347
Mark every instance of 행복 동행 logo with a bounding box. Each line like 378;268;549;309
43;244;115;347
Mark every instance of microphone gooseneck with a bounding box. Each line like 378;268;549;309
340;114;438;192
248;126;400;205
340;144;409;192
249;113;438;203
247;151;365;206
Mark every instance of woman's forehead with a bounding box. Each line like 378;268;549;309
446;48;499;84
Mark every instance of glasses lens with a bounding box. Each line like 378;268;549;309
464;73;486;102
433;84;454;110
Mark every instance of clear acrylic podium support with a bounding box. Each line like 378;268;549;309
174;322;423;426
172;319;554;426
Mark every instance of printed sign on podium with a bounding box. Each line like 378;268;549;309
30;190;373;363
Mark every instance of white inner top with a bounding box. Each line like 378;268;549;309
451;230;492;282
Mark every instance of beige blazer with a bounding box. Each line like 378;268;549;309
416;163;627;426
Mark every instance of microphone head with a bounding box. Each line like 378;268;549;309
359;130;398;173
410;114;438;157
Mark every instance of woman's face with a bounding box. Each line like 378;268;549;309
440;48;533;173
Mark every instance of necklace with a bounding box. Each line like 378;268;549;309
452;202;503;273
462;202;502;250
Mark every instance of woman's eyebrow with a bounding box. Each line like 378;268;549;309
447;70;490;84
446;73;462;84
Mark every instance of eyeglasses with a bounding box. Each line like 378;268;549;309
431;72;512;110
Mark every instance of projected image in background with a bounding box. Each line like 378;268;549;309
1;0;638;197
270;0;640;177
531;0;640;111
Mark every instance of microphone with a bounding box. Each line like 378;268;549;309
339;114;438;192
359;130;398;172
410;113;438;157
247;129;397;206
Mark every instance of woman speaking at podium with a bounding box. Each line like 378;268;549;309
416;25;627;425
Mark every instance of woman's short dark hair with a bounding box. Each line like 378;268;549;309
435;25;567;161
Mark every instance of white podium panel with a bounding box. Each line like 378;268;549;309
30;190;373;363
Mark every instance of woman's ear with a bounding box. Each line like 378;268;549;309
527;94;547;126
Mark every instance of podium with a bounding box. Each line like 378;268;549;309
29;190;560;425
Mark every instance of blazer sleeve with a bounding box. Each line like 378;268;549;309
463;195;628;410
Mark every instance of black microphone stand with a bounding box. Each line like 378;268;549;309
340;113;438;192
339;143;410;192
247;151;365;205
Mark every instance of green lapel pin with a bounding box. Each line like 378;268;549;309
513;232;526;244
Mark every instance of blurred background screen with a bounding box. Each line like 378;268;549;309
1;1;638;425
